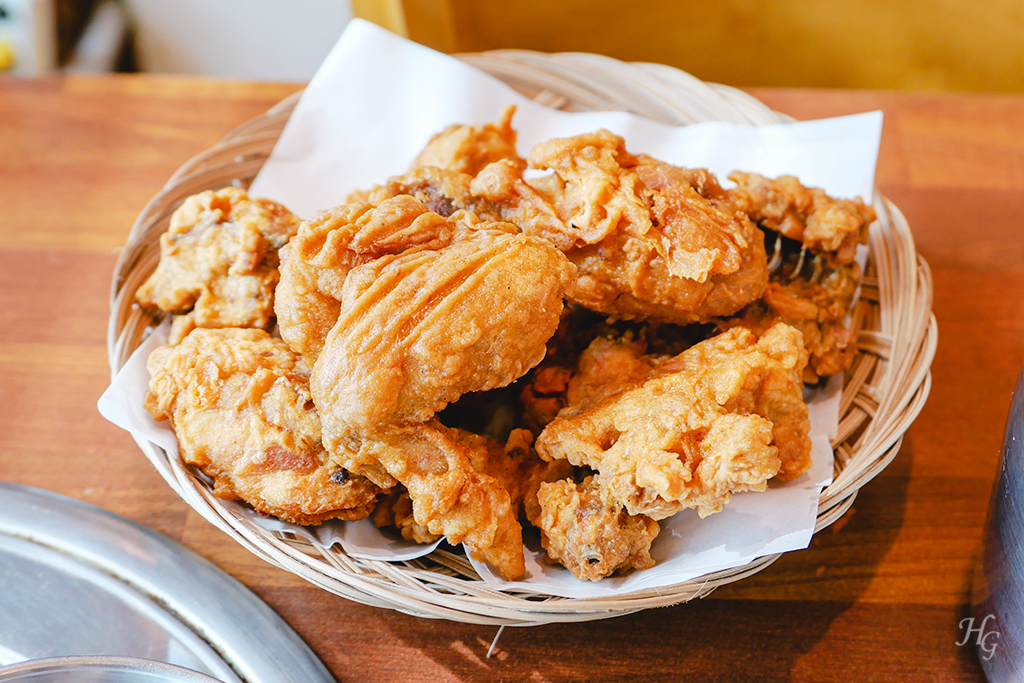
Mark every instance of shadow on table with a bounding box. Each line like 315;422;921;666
366;434;985;682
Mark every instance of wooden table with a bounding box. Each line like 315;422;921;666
1;73;1018;682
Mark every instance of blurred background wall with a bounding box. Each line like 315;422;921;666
3;0;1022;92
366;0;1024;93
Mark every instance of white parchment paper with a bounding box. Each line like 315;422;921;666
101;18;882;598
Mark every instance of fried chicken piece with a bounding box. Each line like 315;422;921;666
536;324;811;521
470;131;768;323
276;195;509;363
728;171;875;266
371;426;575;551
293;196;574;579
410;105;525;176
136;187;300;333
333;421;526;579
708;172;872;380
144;328;381;525
535;476;659;581
310;213;575;430
716;232;863;381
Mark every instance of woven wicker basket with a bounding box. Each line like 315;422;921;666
107;50;937;626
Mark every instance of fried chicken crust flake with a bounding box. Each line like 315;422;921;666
144;328;381;525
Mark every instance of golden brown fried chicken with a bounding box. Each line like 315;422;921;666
728;171;875;266
470;131;768;323
309;212;576;429
372;487;442;544
717;254;862;382
370;427;572;548
447;426;575;525
144;328;381;525
276;195;508;363
136;187;300;334
535;475;660;581
287;195;575;579
410;105;525;176
349;166;504;220
332;421;527;579
536;324;811;522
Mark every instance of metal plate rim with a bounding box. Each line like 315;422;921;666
0;483;334;683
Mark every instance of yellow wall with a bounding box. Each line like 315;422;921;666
355;0;1024;93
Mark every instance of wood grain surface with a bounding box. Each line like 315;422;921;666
2;74;1017;682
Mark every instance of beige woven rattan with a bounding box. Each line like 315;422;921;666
107;50;937;625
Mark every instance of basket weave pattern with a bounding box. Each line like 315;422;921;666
108;51;937;625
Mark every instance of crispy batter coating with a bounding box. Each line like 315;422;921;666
728;171;875;266
470;131;768;323
448;426;576;525
276;195;508;363
333;421;526;579
536;324;811;521
536;476;660;581
136;187;300;332
289;195;575;579
372;487;442;544
370;426;569;545
144;328;381;525
350;166;504;220
310;213;576;429
718;254;862;381
410;105;525;176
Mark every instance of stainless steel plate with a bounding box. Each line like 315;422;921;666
0;483;334;683
0;655;222;682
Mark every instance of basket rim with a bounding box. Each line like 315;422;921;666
106;50;937;625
